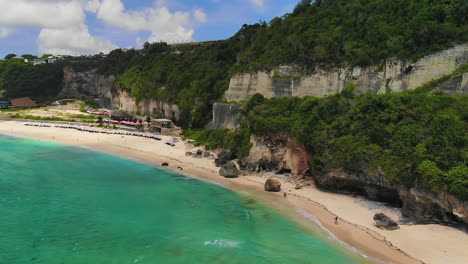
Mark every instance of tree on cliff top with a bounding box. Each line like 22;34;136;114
4;54;16;60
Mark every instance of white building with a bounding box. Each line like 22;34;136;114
47;56;57;63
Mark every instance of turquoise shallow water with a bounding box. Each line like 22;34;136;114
0;135;372;264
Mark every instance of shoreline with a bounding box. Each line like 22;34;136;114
1;120;467;264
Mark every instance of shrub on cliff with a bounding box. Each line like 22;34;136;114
183;128;252;159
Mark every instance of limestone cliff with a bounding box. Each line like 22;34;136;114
112;90;180;120
206;103;241;129
61;67;180;119
225;44;468;101
61;66;115;100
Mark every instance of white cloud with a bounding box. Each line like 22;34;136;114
38;24;117;55
0;0;211;54
85;0;101;13
194;9;208;23
0;27;12;38
0;0;84;29
95;0;196;43
0;0;116;55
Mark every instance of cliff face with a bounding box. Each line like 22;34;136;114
61;67;180;119
243;134;467;229
206;103;241;129
440;72;468;95
111;90;180;119
61;66;115;100
225;44;468;101
242;135;310;176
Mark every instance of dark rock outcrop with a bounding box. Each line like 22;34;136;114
219;162;240;178
313;169;468;229
374;213;399;230
313;169;401;205
215;151;236;167
264;178;281;192
439;73;468;95
400;187;467;228
162;162;169;167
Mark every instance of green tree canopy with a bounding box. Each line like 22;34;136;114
4;54;16;60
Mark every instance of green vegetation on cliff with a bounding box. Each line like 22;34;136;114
110;41;240;128
95;0;467;128
234;0;468;70
0;60;64;99
1;0;467;130
183;128;253;159
242;90;467;200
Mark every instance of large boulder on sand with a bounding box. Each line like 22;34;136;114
219;162;240;178
264;178;281;192
373;213;400;230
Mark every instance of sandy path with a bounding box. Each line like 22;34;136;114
1;120;467;264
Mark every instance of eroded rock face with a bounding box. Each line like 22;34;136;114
112;90;180;119
224;44;468;101
61;67;115;100
313;168;401;204
219;162;240;178
439;72;468;95
206;103;241;129
264;178;281;192
313;169;468;229
374;213;399;230
243;135;310;176
400;187;467;228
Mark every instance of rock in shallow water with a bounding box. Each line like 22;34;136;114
373;213;399;230
264;178;281;192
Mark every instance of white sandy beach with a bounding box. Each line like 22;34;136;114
0;120;467;264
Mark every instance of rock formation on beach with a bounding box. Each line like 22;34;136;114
219;162;240;178
264;178;282;192
374;213;400;230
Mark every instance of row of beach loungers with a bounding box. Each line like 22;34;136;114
24;123;162;141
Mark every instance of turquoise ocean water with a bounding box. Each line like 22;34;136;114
0;135;374;264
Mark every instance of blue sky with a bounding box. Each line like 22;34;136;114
0;0;298;58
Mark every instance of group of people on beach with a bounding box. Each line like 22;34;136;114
24;123;163;141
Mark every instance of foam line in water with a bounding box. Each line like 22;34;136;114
203;239;241;248
296;208;388;264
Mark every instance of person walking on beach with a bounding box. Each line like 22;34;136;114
334;216;338;225
283;192;287;199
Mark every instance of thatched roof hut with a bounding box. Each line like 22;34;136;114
11;97;38;108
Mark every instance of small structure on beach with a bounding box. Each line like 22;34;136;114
0;99;11;109
10;97;38;108
53;99;76;106
149;119;181;136
110;110;134;121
